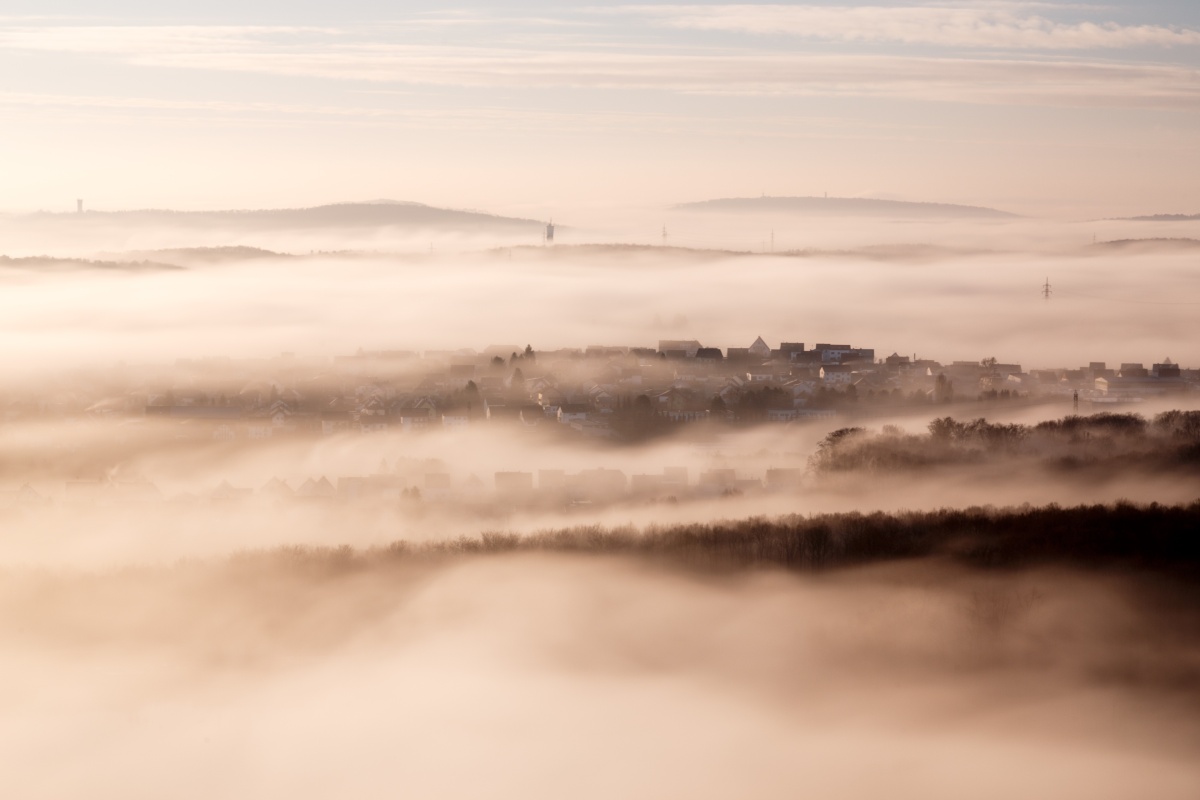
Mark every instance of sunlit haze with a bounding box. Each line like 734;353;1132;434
3;3;1200;800
2;1;1199;217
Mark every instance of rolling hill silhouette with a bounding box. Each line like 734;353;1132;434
675;196;1017;219
24;201;546;232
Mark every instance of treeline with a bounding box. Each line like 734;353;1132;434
809;411;1200;474
210;501;1200;579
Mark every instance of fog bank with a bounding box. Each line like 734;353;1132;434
3;553;1198;799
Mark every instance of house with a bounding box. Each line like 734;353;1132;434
111;480;161;504
211;423;237;442
589;386;617;410
441;410;472;428
786;380;819;404
812;344;875;364
820;364;856;384
524;376;555;395
538;469;567;493
747;336;772;358
1118;363;1149;378
663;407;709;423
518;405;546;426
1153;359;1181;378
358;395;389;418
495;472;535;493
259;478;294;502
812;343;853;363
486;404;525;423
571;418;617;438
321;411;352;436
0;484;47;508
658;339;702;358
662;467;688;489
631;474;665;493
776;342;806;360
393;397;438;431
211;480;253;504
297;476;337;499
246;417;275;440
557;404;590;424
360;416;390;434
1096;375;1186;399
746;368;777;383
765;469;803;489
395;412;433;432
569;468;628;499
699;469;737;489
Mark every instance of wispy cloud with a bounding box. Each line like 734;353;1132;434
2;22;1198;112
0;25;335;55
0;90;392;118
132;48;1200;111
620;4;1200;49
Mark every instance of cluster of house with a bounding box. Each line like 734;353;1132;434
0;464;805;509
6;339;1196;441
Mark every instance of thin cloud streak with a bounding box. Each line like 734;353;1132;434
2;23;1197;111
135;49;1200;111
0;89;958;144
623;4;1200;50
0;25;337;54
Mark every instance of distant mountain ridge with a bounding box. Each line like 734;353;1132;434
21;201;546;232
1085;238;1200;252
1113;213;1200;222
107;246;290;265
675;196;1018;219
0;255;183;272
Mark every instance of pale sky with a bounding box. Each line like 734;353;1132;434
2;1;1198;217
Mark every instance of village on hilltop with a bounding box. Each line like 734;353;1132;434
1;338;1195;510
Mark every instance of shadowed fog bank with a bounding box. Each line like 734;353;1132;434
3;503;1200;799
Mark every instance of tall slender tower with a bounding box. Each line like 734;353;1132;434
76;199;83;214
545;220;555;245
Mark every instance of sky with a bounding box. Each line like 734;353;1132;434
2;1;1199;218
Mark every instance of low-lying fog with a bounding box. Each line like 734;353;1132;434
1;239;1198;379
3;553;1199;799
3;211;1199;797
3;397;1199;570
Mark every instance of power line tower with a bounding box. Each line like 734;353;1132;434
1042;277;1052;301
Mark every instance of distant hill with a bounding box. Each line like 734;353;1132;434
491;242;989;263
1113;213;1200;222
0;255;184;272
23;201;546;233
107;246;291;265
675;196;1018;219
1085;238;1200;252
